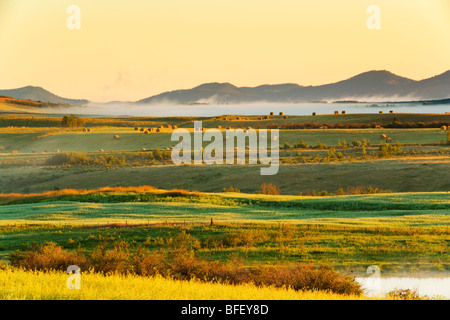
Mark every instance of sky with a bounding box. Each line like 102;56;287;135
0;0;449;102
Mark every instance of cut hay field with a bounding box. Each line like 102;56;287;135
0;126;447;154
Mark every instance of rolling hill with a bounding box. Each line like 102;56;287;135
138;70;450;104
0;86;88;105
2;70;450;106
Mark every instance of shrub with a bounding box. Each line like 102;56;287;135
386;288;427;300
61;115;85;128
315;141;327;149
223;186;241;193
46;152;92;166
295;139;309;148
258;183;281;195
10;242;86;271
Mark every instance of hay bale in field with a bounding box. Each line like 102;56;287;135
135;126;139;131
144;130;150;135
173;125;178;129
334;111;339;115
379;111;383;114
141;148;146;151
264;116;270;119
140;128;145;132
375;125;382;129
341;110;346;114
270;112;274;116
312;112;316;116
156;128;161;132
283;115;288;119
113;135;120;139
386;137;392;143
167;125;172;129
236;117;241;120
82;128;87;132
279;112;284;116
441;125;447;131
380;134;387;140
389;110;394;114
217;125;222;129
98;149;104;153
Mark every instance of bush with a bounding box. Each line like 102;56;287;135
10;242;86;271
46;152;93;166
223;186;241;193
258;183;281;195
61;115;85;128
10;242;362;295
295;139;309;148
386;288;427;300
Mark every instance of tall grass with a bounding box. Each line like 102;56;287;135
10;242;363;295
0;266;368;300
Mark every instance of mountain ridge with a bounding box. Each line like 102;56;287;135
2;70;449;105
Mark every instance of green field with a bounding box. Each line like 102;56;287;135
0;112;449;299
0;127;447;154
0;189;448;274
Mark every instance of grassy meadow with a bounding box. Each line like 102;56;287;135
0;112;449;300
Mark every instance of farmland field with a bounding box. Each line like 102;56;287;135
0;112;449;300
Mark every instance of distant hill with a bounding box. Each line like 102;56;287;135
0;86;88;105
2;70;450;106
137;70;450;104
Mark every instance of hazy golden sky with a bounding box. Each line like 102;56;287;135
0;0;449;102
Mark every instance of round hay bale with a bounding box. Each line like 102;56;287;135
441;125;447;131
173;125;178;129
334;111;339;115
283;115;288;119
312;112;316;116
141;148;146;151
156;128;161;132
279;112;284;116
98;149;104;153
144;130;150;135
113;135;119;139
135;126;139;131
140;128;145;132
82;128;87;132
386;137;392;143
269;112;274;116
389;110;394;114
380;134;387;139
379;111;383;114
341;110;346;114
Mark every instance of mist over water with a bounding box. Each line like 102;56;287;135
38;102;450;117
